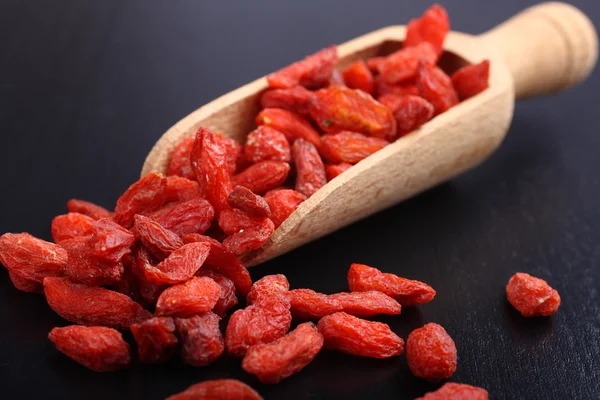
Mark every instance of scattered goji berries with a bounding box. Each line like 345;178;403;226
451;60;491;100
130;317;178;364
416;382;489;400
406;322;457;380
155;276;222;317
175;312;225;366
166;379;263;400
506;272;561;317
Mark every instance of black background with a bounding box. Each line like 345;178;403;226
1;0;599;399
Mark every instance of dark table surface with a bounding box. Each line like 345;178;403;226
1;0;599;399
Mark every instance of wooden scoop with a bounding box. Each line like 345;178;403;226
142;2;597;267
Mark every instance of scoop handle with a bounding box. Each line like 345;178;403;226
479;2;598;99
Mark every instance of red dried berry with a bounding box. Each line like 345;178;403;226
244;125;291;164
404;4;450;57
267;45;337;89
263;189;306;228
289;289;401;319
223;223;274;256
292;139;327;198
87;218;136;264
247;274;290;305
256;108;322;148
325;163;352;181
375;77;420;97
167;137;196;180
367;56;385;72
51;213;95;243
49;325;130;372
60;237;124;286
342;60;375;94
150;197;215;236
321;131;389;164
130;317;178;364
218;208;273;236
318;312;404;358
379;94;435;135
138;242;210;285
175;312;224;366
43;277;151;329
416;382;489;400
228;186;271;218
260;86;315;117
377;43;438;84
232;161;291;195
8;271;43;293
67;199;113;220
0;233;67;282
328;69;346;86
196;270;238;317
164;175;202;203
114;172;167;228
416;60;459;115
242;322;323;384
215;132;243;175
406;322;457;380
155;276;222;317
451;60;490;101
506;272;561;317
166;379;263;400
133;214;183;259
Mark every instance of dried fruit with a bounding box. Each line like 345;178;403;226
150;197;215;236
155;276;222;317
228;186;271;218
367;56;385;72
51;213;95;243
133;214;183;259
382;94;435;135
328;69;346;86
318;312;404;358
114;172;167;227
223;223;274;256
87;218;136;264
218;208;273;236
49;325;130;372
406;322;457;380
506;272;561;317
348;263;436;306
375;77;420;97
8;271;43;293
164;175;202;203
44;277;151;329
130;317;178;364
342;60;374;94
167;137;196;180
138;242;210;285
243;125;291;164
166;379;263;400
263;189;306;228
451;60;490;100
215;132;243;175
289;289;401;319
175;313;224;366
60;237;124;286
260;86;314;117
416;382;489;400
256;108;322;148
377;43;438;84
267;45;337;89
197;270;238;316
404;4;450;57
0;233;67;282
416;60;459;115
325;163;352;181
67;199;113;220
321;131;389;164
292;139;327;197
309;86;397;140
232;161;290;195
246;274;290;305
242;322;323;384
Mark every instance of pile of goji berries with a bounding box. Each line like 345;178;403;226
0;4;559;400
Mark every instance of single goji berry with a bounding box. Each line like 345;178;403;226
416;60;459;115
309;86;397;140
67;199;113;220
232;161;290;196
263;189;306;228
164;175;202;204
49;325;130;372
260;86;315;117
246;274;290;305
377;43;438;84
320;131;389;164
223;223;274;256
150;197;215;236
87;218;136;264
318;312;404;358
166;379;263;400
406;322;457;380
289;289;401;319
292;139;327;197
379;94;434;136
196;270;238;317
267;45;337;89
51;213;95;243
243;125;291;165
138;242;210;285
155;276;222;317
60;237;124;286
325;163;352;181
218;208;273;236
8;271;43;293
256;108;322;148
348;263;436;306
114;172;167;228
175;312;224;366
367;56;385;72
228;186;271;218
167;137;196;180
216;132;243;175
416;382;489;400
133;214;183;259
242;322;323;384
130;317;178;364
375;76;420;97
43;277;151;329
0;233;67;282
451;60;490;101
506;272;561;317
342;60;374;94
404;4;450;57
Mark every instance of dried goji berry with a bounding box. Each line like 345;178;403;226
155;276;221;317
416;60;459;115
263;189;306;228
60;237;124;286
150;197;215;237
175;312;224;366
506;272;561;317
404;4;450;57
289;289;401;319
246;274;290;305
0;233;67;282
260;86;315;117
320;131;389;164
267;45;337;89
87;218;136;264
67;199;113;220
348;263;435;306
232;161;290;196
328;69;346;86
406;322;457;380
225;297;292;357
377;43;438;84
216;132;243;175
51;213;95;243
49;325;130;372
256;108;322;148
8;271;43;293
138;242;210;285
243;125;291;165
223;223;274;256
451;60;490;101
342;60;374;94
325;163;352;181
43;277;151;329
218;208;272;236
164;176;202;204
309;86;397;140
166;379;263;400
318;312;404;358
367;56;385;72
114;172;167;227
197;270;238;317
375;77;420;97
130;317;178;364
133;214;183;259
416;382;489;400
379;94;434;136
292;139;327;197
228;186;271;218
167;137;196;180
242;322;323;384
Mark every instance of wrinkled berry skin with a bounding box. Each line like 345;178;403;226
377;43;438;84
175;313;224;367
167;137;196;180
67;199;113;220
342;60;374;94
256;108;322;148
150;197;215;236
228;185;272;218
260;87;314;117
246;274;290;305
166;379;263;400
404;4;450;57
130;317;178;364
8;271;43;293
232;161;291;196
138;242;210;285
267;45;337;89
155;276;222;317
320;131;388;164
406;323;457;381
451;60;490;101
133;214;184;260
416;382;489;400
114;172;167;228
292;139;327;198
196;270;238;316
243;125;291;164
264;189;306;228
51;213;95;243
416;61;459;115
325;163;352;181
506;272;560;317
